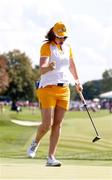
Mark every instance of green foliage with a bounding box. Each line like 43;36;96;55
69;84;77;100
70;69;112;100
4;50;35;101
0;55;9;94
69;79;103;100
83;80;103;99
102;69;112;79
102;69;112;92
33;65;40;82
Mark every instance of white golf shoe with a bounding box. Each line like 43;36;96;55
46;156;62;167
27;140;39;158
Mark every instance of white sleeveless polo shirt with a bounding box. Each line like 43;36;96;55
39;42;71;88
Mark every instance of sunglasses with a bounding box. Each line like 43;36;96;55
55;36;67;40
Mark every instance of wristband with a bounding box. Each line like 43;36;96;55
75;79;80;85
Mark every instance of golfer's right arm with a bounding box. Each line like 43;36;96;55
39;57;56;75
69;57;83;92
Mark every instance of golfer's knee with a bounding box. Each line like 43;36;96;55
41;122;52;133
52;121;62;129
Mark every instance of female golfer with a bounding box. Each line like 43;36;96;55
28;22;83;166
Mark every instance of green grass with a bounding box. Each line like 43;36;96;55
0;106;112;164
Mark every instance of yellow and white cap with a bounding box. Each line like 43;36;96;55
53;22;68;38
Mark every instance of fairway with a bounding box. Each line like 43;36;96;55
0;107;112;179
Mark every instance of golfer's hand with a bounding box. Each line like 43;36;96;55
75;83;83;93
48;61;56;71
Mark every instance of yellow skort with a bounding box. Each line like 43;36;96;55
36;85;70;110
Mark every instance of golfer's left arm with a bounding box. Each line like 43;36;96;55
69;58;83;92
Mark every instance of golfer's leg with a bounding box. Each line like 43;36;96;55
35;108;54;143
48;106;66;157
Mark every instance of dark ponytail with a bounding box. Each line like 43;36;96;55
45;27;56;42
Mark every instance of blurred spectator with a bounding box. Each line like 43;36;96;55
11;100;22;112
109;100;112;113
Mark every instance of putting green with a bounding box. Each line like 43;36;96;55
0;160;112;180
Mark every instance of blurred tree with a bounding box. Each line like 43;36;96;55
4;50;34;101
82;80;103;100
69;84;77;100
69;80;103;100
70;69;112;100
0;55;9;94
102;69;112;92
33;65;40;82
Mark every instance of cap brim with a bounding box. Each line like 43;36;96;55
54;32;68;38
